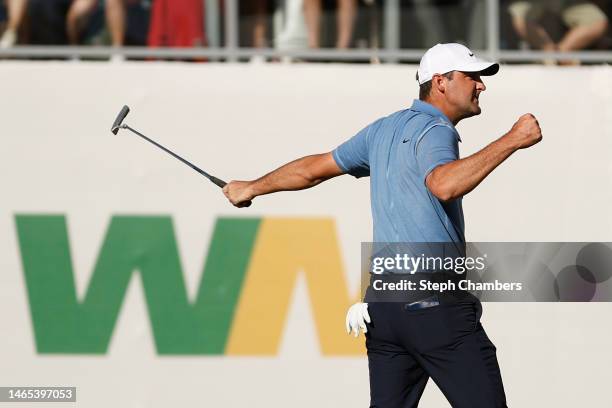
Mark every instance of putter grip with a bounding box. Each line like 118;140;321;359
209;175;227;188
111;105;130;134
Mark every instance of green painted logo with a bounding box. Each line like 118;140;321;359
15;215;260;355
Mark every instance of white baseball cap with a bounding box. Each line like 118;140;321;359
417;43;499;85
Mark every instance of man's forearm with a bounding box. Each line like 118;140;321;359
223;152;343;207
244;152;343;197
427;136;518;202
426;113;542;202
250;154;333;197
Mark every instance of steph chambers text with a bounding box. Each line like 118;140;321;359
372;279;523;292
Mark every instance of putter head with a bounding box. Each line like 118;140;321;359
111;105;130;135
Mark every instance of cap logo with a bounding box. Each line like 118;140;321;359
469;52;474;57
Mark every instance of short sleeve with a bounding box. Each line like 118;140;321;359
415;124;459;184
332;123;373;178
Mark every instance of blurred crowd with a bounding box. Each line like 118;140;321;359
507;0;610;56
0;0;610;59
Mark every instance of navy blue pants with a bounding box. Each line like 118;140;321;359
366;298;507;408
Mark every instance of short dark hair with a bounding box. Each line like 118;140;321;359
417;71;454;100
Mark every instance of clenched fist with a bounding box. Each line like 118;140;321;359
222;180;254;208
505;113;543;150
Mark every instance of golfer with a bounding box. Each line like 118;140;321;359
223;43;542;407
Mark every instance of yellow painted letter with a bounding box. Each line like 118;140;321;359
227;218;364;355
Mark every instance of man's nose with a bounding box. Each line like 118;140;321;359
477;78;486;92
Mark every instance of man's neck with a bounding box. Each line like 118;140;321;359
422;97;460;126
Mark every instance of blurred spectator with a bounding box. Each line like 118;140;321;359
252;0;267;48
0;0;28;48
411;0;450;48
508;0;609;56
239;0;269;62
148;0;205;47
66;0;131;48
26;0;72;45
304;0;357;48
274;0;309;52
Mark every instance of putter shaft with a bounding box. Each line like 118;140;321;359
123;124;227;188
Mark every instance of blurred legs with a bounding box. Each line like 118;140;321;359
303;0;321;48
1;0;28;47
106;0;126;47
336;0;355;49
304;0;355;48
66;0;98;45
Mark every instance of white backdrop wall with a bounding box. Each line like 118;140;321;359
1;62;612;407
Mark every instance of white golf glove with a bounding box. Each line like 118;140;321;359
345;302;371;337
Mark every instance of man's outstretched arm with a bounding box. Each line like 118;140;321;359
223;152;344;207
426;113;542;202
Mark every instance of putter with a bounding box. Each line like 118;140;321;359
111;105;228;188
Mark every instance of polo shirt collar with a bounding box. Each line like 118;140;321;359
409;99;461;141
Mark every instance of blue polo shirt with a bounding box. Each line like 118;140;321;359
333;99;465;244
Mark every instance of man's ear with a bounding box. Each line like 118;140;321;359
432;74;446;95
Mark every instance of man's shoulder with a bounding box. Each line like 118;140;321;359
368;108;457;144
388;108;453;131
413;123;460;154
384;109;454;144
372;108;426;134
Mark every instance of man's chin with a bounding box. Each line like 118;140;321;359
462;106;481;119
470;103;482;115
